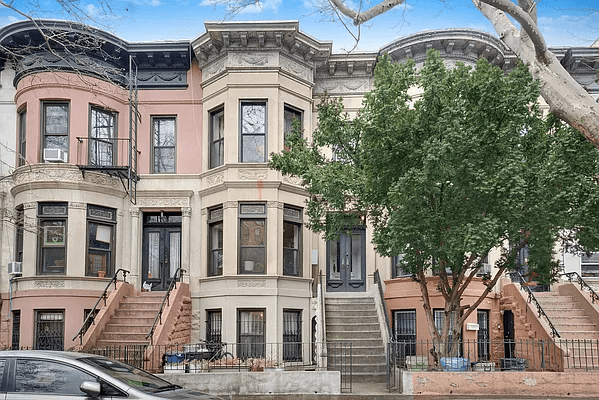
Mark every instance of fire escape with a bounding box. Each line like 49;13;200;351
77;56;140;204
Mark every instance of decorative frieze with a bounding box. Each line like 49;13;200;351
137;197;190;208
22;202;36;210
267;201;283;209
13;167;120;189
282;175;303;186
34;280;66;289
238;169;268;180
224;201;238;209
69;202;86;210
237;279;267;288
206;172;225;187
314;78;371;95
281;55;312;82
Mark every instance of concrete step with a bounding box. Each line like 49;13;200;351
119;301;162;310
550;316;595;324
95;339;150;347
326;323;381;332
103;324;152;334
109;316;156;325
544;308;587;316
327;338;386;347
326;316;379;324
558;330;599;340
326;331;382;340
99;332;150;341
552;323;598;331
112;309;159;318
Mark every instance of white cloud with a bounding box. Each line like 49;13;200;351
7;16;19;24
85;4;99;17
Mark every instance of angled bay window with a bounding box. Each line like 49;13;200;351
240;101;267;163
239;203;266;274
283;205;302;276
210;108;224;168
38;203;68;275
284;105;302;143
17;108;26;167
208;206;223;276
89;106;116;166
86;205;116;277
152;116;176;173
42;102;69;159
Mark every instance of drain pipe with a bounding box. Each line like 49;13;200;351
6;274;20;321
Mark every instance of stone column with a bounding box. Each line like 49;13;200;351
129;208;140;287
181;207;191;284
223;201;238;276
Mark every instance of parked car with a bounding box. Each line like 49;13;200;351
0;350;223;399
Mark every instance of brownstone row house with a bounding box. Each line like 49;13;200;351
0;19;598;378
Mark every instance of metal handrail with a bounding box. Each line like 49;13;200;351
513;271;561;338
73;268;130;345
146;267;185;343
560;271;599;303
374;269;393;339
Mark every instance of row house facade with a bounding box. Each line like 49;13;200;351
0;19;597;354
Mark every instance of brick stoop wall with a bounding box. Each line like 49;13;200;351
402;371;599;397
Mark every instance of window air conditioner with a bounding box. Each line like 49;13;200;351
43;148;68;163
8;261;22;275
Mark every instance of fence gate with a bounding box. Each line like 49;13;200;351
327;342;352;393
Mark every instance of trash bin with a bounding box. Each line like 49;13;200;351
440;357;470;371
500;357;526;371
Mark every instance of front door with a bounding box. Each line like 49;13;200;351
326;229;366;292
142;212;181;291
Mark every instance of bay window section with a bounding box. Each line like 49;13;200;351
89;106;116;166
283;205;302;276
86;205;116;277
240;101;266;163
283;105;302;143
239;204;266;274
38;203;68;275
18;108;26;167
210;108;224;168
152;116;176;173
208;206;223;276
42;102;69;158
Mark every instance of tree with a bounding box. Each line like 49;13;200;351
270;50;599;362
325;0;599;148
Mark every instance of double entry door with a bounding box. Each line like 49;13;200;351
142;212;181;291
326;229;366;292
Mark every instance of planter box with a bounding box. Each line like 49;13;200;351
440;357;469;371
405;356;428;371
473;362;495;372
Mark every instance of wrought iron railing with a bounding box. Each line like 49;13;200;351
388;338;564;374
73;268;130;345
560;271;599;303
146;267;185;344
513;271;561;338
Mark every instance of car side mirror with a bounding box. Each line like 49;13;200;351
80;380;101;397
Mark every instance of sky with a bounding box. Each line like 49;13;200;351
0;0;597;52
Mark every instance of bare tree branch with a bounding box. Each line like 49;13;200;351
327;0;405;24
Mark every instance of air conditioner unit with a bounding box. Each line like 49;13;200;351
43;148;68;163
478;263;493;276
8;261;22;275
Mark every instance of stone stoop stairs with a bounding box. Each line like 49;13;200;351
325;295;387;383
534;291;599;369
95;291;164;348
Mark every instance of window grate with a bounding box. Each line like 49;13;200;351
35;310;64;350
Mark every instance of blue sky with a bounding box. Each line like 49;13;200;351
1;0;597;51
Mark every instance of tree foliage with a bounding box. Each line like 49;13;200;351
271;50;599;348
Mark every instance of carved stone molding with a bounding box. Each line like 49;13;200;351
137;197;190;208
201;209;208;216
235;52;271;67
267;201;283;209
238;169;268;180
131;209;140;218
237;279;267;288
224;201;238;209
281;55;312;82
117;209;125;217
206;172;225;187
182;207;192;217
69;202;86;210
13;167;120;189
22;202;36;210
314;77;371;95
34;280;66;288
282;175;303;185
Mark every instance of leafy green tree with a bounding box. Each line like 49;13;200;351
271;50;599;361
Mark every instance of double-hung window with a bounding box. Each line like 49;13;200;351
86;205;116;277
283;105;302;143
239;203;266;274
283;205;302;276
210;108;224;168
89;106;116;166
237;309;265;359
17;108;26;167
208;206;223;276
38;203;67;275
152;116;176;173
581;253;599;277
240;101;266;162
392;255;411;278
42;102;69;159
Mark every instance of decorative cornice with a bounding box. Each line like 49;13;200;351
69;202;86;210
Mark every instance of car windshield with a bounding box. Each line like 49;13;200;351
80;356;177;394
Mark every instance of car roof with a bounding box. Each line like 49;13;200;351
0;350;102;361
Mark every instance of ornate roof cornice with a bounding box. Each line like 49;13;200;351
0;19;191;89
